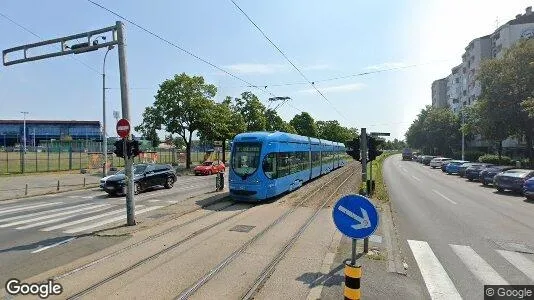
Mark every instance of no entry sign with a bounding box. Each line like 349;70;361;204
116;118;131;138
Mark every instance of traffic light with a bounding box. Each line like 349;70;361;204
367;136;383;162
128;140;141;158
345;137;361;161
113;140;125;158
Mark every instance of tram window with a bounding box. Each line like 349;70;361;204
262;153;277;179
277;152;290;177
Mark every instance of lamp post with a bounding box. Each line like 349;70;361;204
102;44;115;176
21;112;28;152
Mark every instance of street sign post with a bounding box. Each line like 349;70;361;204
116;118;131;138
333;194;379;240
333;194;379;299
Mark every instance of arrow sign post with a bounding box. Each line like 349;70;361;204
332;194;379;265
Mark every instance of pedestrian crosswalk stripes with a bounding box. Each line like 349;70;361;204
450;244;509;285
408;240;534;299
63;206;163;234
0;199;163;234
407;240;462;300
41;206;144;232
16;205;112;230
0;204;110;228
496;250;534;282
0;202;97;223
0;202;63;215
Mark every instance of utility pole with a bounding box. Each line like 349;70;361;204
461;113;465;161
3;21;136;226
102;45;114;176
360;128;369;253
116;21;135;226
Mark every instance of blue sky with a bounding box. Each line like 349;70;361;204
1;1;532;140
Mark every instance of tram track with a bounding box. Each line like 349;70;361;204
55;164;353;299
175;165;355;300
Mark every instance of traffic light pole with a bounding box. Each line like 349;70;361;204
360;128;369;253
117;21;135;226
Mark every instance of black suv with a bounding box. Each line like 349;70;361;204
104;163;177;196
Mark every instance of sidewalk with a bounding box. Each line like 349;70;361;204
322;198;425;299
0;171;101;201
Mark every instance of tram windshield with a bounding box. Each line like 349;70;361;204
232;142;261;177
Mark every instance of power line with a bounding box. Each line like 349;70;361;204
228;0;350;122
86;0;276;99
0;11;101;74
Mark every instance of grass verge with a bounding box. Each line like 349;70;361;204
359;151;399;202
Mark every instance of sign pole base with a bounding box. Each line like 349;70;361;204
344;261;361;300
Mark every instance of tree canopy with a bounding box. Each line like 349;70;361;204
289;112;318;137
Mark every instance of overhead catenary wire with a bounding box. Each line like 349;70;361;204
228;0;350;123
0;11;101;74
86;0;277;99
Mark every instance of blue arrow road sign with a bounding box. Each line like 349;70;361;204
332;194;379;239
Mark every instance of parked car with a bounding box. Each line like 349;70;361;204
422;156;437;166
100;169;124;189
458;163;478;178
479;165;515;185
441;161;451;172
445;160;469;174
194;161;225;176
494;169;534;194
523;177;534;200
417;155;425;163
411;152;420;161
104;163;176;196
465;163;493;181
429;157;452;169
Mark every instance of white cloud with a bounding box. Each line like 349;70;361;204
298;83;366;94
223;63;287;74
365;62;407;71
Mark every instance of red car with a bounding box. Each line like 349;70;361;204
194;161;225;175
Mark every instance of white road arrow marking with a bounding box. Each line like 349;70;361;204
338;205;371;230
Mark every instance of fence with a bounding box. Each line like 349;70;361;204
0;149;232;174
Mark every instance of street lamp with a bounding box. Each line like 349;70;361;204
102;43;115;176
21;111;28;153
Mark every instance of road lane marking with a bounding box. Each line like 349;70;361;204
0;202;63;215
497;250;534;281
407;240;462;300
408;240;462;299
63;206;163;234
450;244;509;285
401;168;408;173
31;237;76;254
40;205;145;232
0;204;109;228
432;190;457;205
412;175;421;182
16;205;112;229
0;203;99;223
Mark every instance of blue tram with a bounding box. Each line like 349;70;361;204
229;131;349;201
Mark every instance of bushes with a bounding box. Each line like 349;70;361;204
478;154;513;165
462;151;486;162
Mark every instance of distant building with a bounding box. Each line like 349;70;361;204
432;6;533;152
492;7;534;59
0;120;101;147
431;78;448;108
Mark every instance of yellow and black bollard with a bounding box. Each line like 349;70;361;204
344;261;361;300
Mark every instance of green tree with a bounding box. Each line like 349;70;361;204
289;112;318;137
139;73;216;169
476;40;534;165
406;106;460;156
234;92;267;131
198;96;246;163
135;106;162;148
265;109;296;133
316;120;355;142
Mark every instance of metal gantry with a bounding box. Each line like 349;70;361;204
3;21;136;226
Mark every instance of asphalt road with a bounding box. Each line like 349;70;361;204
384;154;534;299
0;172;225;284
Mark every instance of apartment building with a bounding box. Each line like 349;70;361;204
431;77;448;108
